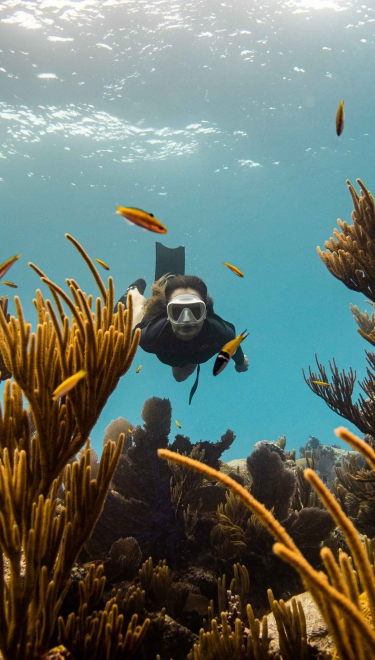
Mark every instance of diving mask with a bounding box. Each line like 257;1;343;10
167;294;207;326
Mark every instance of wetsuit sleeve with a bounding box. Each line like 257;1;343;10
133;316;169;354
233;344;245;366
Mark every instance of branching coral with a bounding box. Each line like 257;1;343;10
186;565;274;659
158;426;375;660
209;444;334;603
350;302;375;345
303;354;375;437
333;454;375;537
317;179;375;300
267;589;308;660
187;607;280;660
292;454;324;511
187;562;323;660
0;234;140;495
0;234;140;660
306;180;375;438
58;563;150;659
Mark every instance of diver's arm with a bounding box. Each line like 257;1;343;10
232;344;249;371
235;354;249;372
232;343;245;365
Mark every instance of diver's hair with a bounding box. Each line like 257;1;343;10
143;274;214;319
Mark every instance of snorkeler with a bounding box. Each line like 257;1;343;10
115;243;249;402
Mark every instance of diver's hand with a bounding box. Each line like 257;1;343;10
235;355;249;373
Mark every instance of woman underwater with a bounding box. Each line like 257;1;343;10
126;273;249;384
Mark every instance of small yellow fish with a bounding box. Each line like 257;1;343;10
0;254;20;280
336;100;344;136
116;206;167;234
213;329;249;376
128;429;133;433
95;258;110;270
175;420;182;428
1;281;18;288
135;365;142;373
311;380;330;387
52;370;86;400
222;262;244;278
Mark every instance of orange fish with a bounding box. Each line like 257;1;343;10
0;255;20;280
222;262;244;278
116;206;167;234
336;100;344;136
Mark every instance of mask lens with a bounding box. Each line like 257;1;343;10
169;304;182;321
189;304;204;320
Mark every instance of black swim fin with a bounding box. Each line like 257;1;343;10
189;363;200;405
155;242;185;281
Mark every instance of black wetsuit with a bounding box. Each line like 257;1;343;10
135;312;245;368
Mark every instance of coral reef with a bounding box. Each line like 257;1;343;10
58;563;150;659
247;443;296;519
185;561;325;659
158;425;375;660
5;179;375;659
0;234;140;660
267;591;335;656
85;396;235;564
85;406;334;620
103;417;134;453
333;452;375;538
209;442;334;605
298;436;363;488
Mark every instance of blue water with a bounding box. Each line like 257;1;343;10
1;0;374;461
